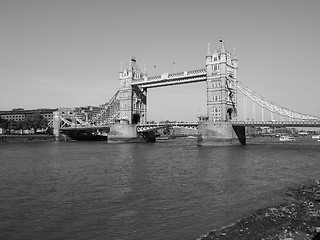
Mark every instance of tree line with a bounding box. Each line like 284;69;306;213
0;113;51;134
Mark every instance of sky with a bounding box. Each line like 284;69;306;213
1;0;320;122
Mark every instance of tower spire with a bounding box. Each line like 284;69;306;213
219;38;225;53
131;54;136;62
207;43;211;56
232;46;237;59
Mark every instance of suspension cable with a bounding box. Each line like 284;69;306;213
236;80;319;121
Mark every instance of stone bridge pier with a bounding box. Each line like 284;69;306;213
197;121;246;146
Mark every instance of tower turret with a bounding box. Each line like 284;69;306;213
206;43;212;63
219;39;227;76
219;38;226;53
231;56;238;79
143;64;147;79
206;43;213;75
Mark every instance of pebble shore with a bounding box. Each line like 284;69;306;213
198;181;320;240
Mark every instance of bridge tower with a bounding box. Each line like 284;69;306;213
118;57;147;124
198;39;245;146
205;39;238;121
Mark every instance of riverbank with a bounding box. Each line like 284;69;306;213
0;134;55;142
198;181;320;240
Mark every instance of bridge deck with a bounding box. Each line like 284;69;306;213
59;121;320;133
60;126;110;131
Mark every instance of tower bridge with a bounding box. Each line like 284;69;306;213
116;39;238;127
53;39;320;145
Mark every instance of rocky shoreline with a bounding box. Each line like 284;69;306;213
198;181;320;240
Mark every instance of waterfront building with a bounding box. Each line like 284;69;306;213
0;108;58;122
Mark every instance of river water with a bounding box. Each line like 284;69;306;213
1;138;320;240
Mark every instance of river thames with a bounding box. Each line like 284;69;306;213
1;138;320;240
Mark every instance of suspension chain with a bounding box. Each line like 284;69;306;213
236;81;319;121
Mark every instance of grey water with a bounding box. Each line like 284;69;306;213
1;139;320;240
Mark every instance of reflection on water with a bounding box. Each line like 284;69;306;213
1;139;320;240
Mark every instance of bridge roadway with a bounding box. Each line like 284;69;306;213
59;120;320;137
137;120;320;132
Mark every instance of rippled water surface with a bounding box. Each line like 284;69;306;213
1;139;320;240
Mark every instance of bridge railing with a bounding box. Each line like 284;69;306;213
136;122;199;132
168;72;185;78
138;122;199;127
232;120;320;127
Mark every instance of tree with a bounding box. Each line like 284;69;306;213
24;112;48;133
17;120;27;130
8;120;17;134
0;116;10;131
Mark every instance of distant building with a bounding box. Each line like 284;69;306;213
72;106;103;122
58;105;115;124
172;126;197;136
257;126;271;134
0;108;58;122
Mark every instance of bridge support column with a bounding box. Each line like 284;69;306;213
197;121;246;146
108;124;145;143
53;111;62;141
